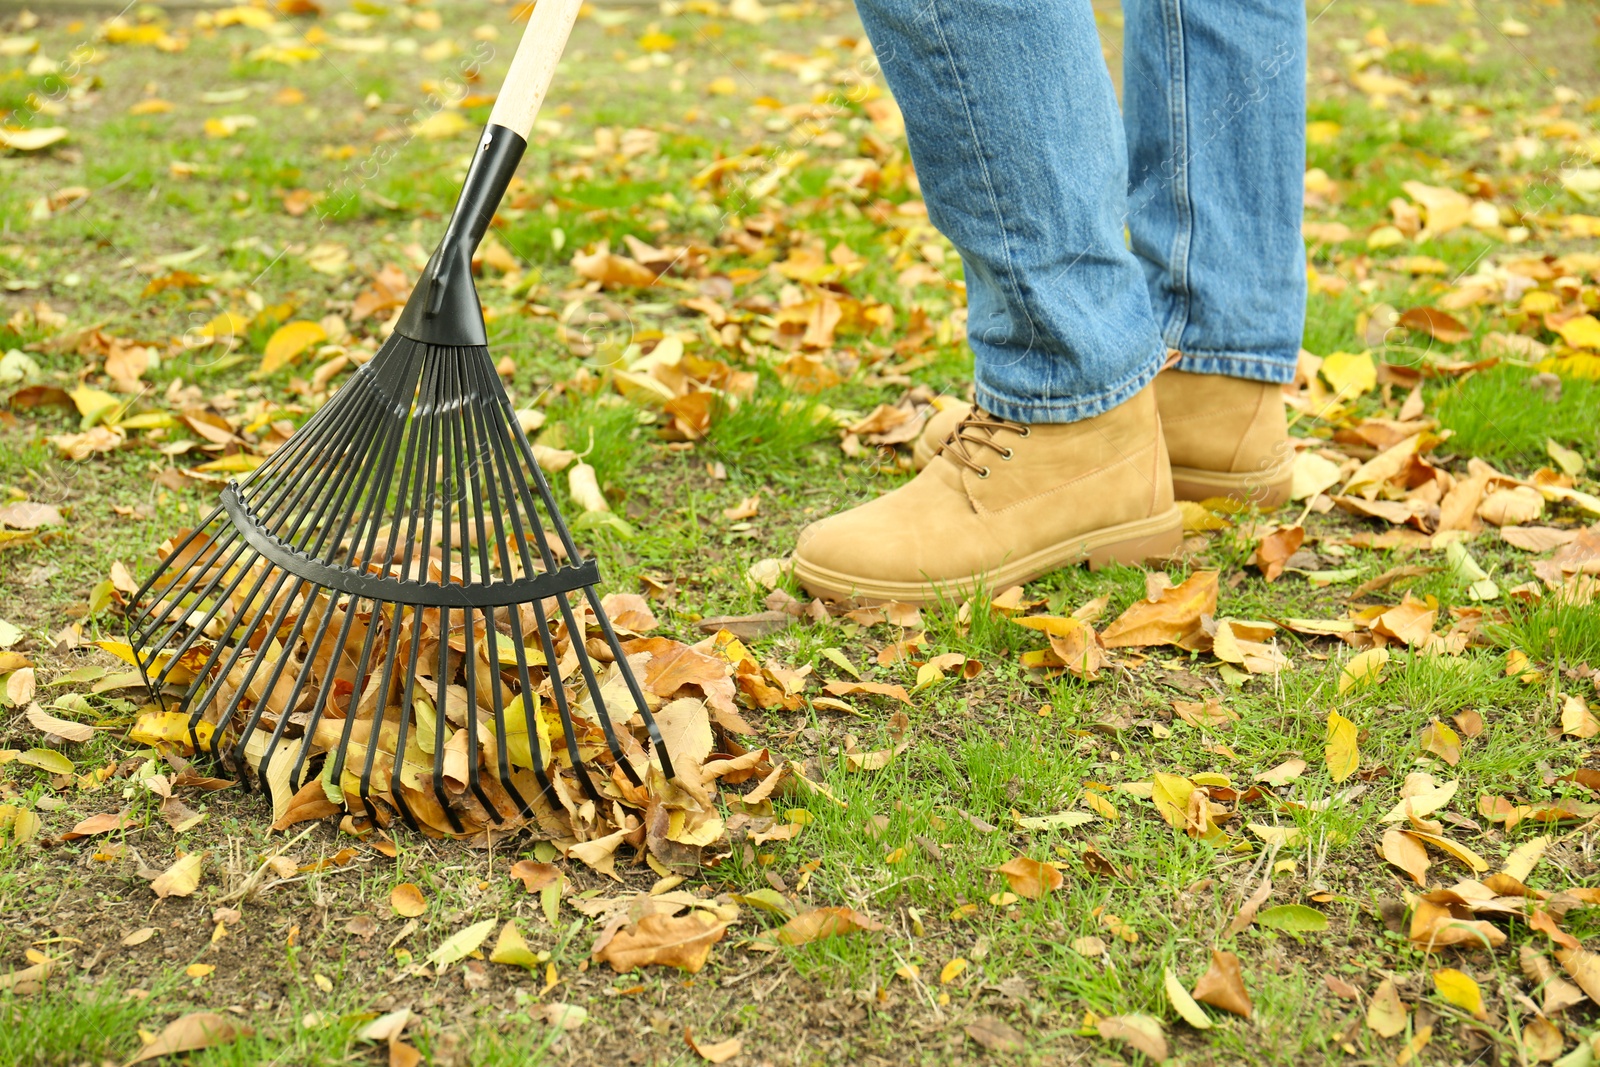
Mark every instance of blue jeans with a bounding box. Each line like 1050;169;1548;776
854;0;1307;423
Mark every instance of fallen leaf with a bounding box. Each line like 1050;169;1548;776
1367;977;1408;1037
1100;571;1218;649
1165;967;1213;1030
1381;828;1431;886
964;1016;1025;1053
1398;306;1470;343
1554;946;1600;1005
509;860;560;893
686;1031;743;1063
1339;648;1389;694
25;703;94;742
1325;711;1359;782
1432;968;1486;1020
1095;1014;1168;1063
995;855;1063;900
150;852;203;898
1562;695;1600;739
487;921;539;969
259;320;327;375
1192;950;1252;1018
127;1012;250;1063
1504;836;1550;882
1419;718;1461;766
425;918;497;970
1253;526;1305;581
0;126;69;152
390;883;427;917
1254;904;1328;933
776;907;883;946
596;911;728;972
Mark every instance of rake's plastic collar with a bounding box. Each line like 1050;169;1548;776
394;124;527;348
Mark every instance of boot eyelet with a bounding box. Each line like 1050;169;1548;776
977;467;991;479
1018;427;1031;438
1000;448;1014;460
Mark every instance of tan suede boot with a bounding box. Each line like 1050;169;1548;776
910;399;973;469
794;385;1182;603
1155;368;1293;507
912;372;1293;507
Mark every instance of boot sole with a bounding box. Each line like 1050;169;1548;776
793;506;1185;605
1171;464;1293;509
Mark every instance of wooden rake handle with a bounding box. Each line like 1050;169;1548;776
487;0;584;141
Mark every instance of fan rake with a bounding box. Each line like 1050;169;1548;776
126;0;675;836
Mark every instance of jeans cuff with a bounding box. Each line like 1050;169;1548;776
974;350;1163;425
1172;349;1299;385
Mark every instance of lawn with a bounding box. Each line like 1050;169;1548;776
1;0;1599;1064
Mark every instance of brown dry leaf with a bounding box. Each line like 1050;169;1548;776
150;852;203;898
1453;709;1485;738
127;1012;251;1063
1192;949;1252;1018
1095;1014;1168;1062
686;1030;743;1063
62;811;134;840
509;860;560;893
1253;525;1305;582
995;855;1063;900
964;1016;1025;1053
1478;486;1545;527
1522;1015;1565;1062
1100;571;1218;649
1372;592;1438;647
270;778;340;831
1366;977;1409;1037
1381;828;1431;886
595;912;728;974
1418;718;1461;766
1398;306;1471;343
776;907;883;946
1502;526;1580;552
390;883;427;918
573;242;658;288
1554;946;1600;1004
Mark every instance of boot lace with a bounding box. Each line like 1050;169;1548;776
942;410;1030;479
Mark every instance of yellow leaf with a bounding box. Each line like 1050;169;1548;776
1557;315;1600;350
1339;647;1389;694
1432;968;1486;1020
637;31;676;52
129;99;174;115
129;711;214;752
196;311;250;344
0;126;69;151
68;387;122;427
1325;711;1359;782
151;852;204;898
185;963;215;978
1081;791;1119;821
1319;350;1376;398
1151;773;1196;828
259;320;327;375
939;958;968;984
1165;967;1213;1030
412;111;469;140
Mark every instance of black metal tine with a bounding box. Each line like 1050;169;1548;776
460;358;640;783
386;602;426;833
355;605;406;824
431;348;466;832
583;583;674;780
327;590;389;807
176;559;294;756
235;577;322;789
443;350;501;822
528;593;604;805
461;353;537;814
286;592;364;793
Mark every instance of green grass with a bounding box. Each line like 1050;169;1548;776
1433;363;1600;465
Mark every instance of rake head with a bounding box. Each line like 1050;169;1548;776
127;125;675;837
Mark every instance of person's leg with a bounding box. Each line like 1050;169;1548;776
792;0;1182;602
854;0;1167;422
1122;0;1307;504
